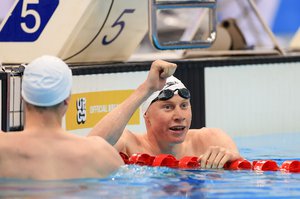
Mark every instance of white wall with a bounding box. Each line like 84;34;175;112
205;62;300;137
3;61;300;137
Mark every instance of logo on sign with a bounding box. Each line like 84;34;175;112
0;0;59;42
66;90;140;131
76;98;86;124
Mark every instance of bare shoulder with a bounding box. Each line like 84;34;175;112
85;136;124;173
187;127;234;146
0;132;23;146
121;129;140;140
187;127;238;151
82;136;117;160
188;127;227;139
118;129;140;143
86;136;116;151
114;129;144;153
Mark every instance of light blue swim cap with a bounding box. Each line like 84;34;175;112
21;55;72;107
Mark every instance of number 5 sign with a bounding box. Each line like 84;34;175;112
0;0;148;64
0;0;59;41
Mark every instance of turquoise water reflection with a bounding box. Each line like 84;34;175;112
1;165;299;198
0;133;299;198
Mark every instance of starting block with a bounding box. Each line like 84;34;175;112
0;0;148;64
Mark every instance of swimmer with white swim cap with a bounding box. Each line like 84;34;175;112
94;72;242;169
22;55;72;107
140;75;190;116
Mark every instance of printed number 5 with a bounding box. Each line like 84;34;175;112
21;0;41;33
102;9;135;45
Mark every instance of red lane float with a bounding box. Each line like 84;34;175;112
119;152;130;164
129;153;154;166
119;152;299;173
178;156;200;168
224;159;252;170
280;160;300;173
253;160;279;171
152;154;178;168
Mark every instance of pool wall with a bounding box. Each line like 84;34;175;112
1;56;300;137
205;61;300;136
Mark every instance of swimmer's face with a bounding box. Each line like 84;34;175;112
144;95;192;144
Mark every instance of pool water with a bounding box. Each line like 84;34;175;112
0;133;299;198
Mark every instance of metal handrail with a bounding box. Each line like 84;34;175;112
149;0;217;50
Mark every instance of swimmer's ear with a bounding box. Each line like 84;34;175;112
143;112;151;126
63;100;68;106
143;112;147;119
64;96;71;106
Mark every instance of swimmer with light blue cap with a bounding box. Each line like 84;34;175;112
0;57;180;180
22;55;72;106
9;54;136;179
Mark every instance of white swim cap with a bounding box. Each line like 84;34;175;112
141;76;187;115
22;55;72;107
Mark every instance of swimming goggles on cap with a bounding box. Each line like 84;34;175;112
151;88;191;104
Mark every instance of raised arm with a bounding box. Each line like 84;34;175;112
88;60;177;145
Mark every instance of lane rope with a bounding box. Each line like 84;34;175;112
119;152;300;173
